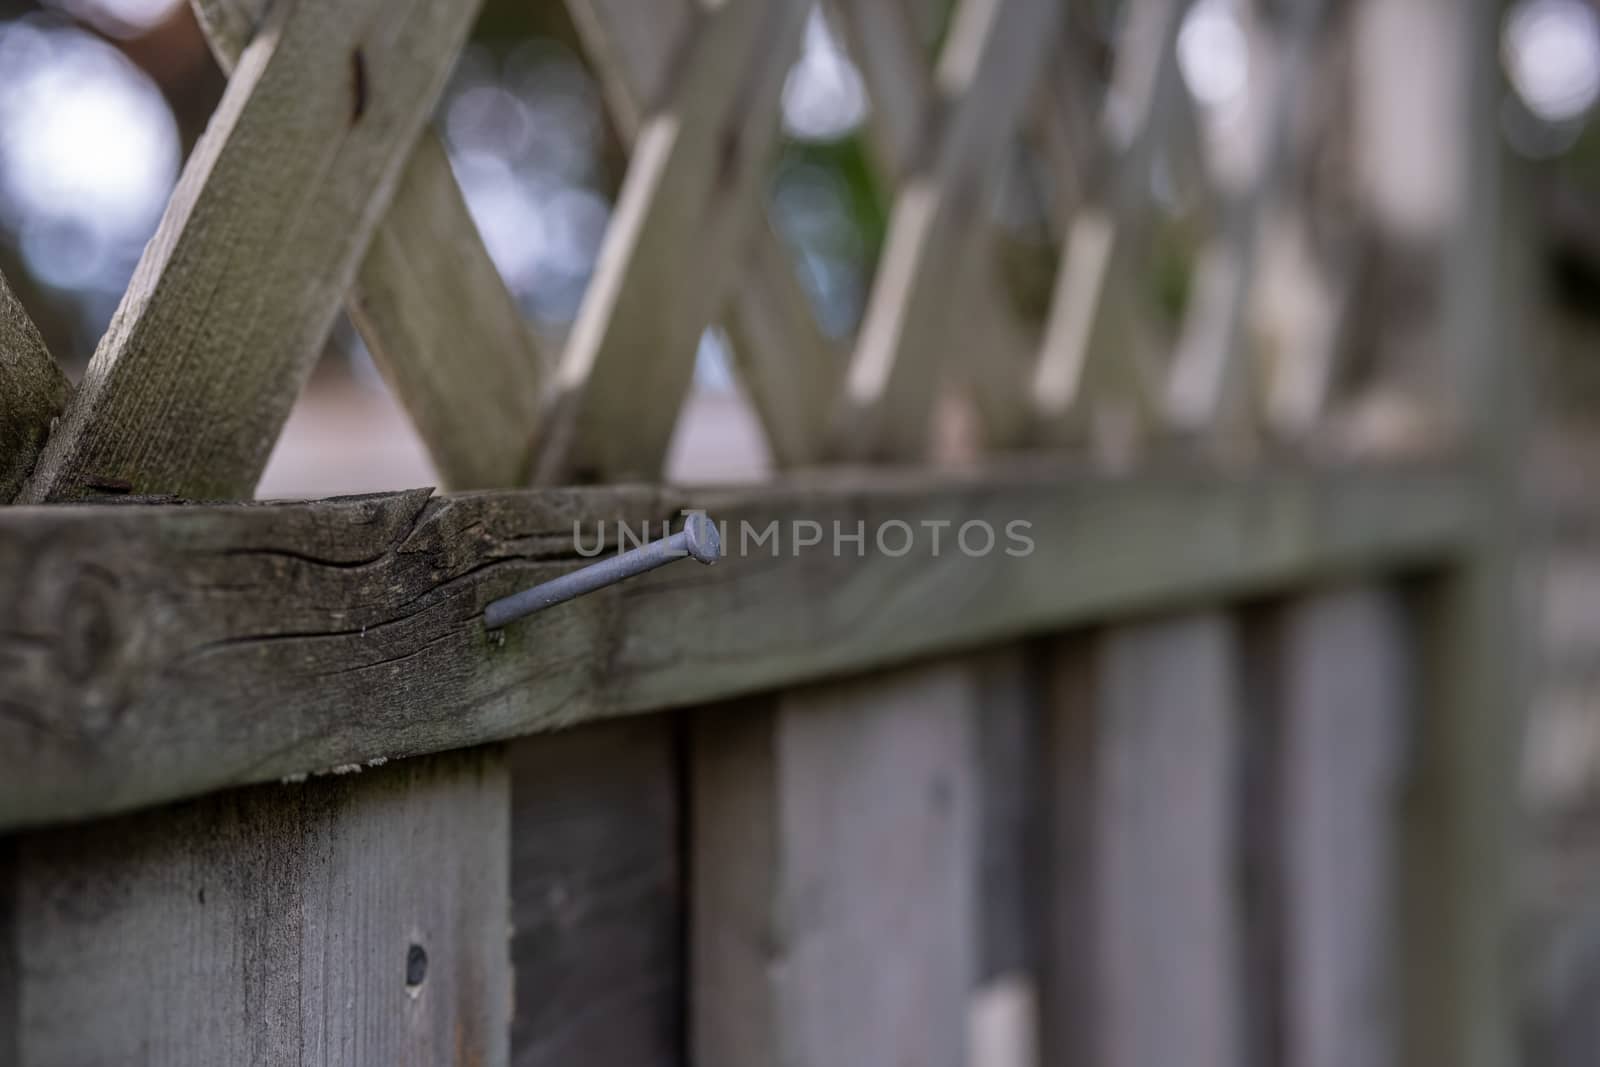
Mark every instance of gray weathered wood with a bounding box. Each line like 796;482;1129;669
564;0;695;143
1042;614;1244;1067
193;0;550;491
531;0;811;483
21;0;482;501
508;717;683;1067
4;747;510;1066
970;647;1044;1067
824;0;1049;452
1274;587;1409;1067
565;0;844;469
1396;1;1525;1064
0;271;69;503
830;0;1061;461
691;663;979;1067
1031;0;1191;434
973;647;1041;985
0;462;1474;828
1164;0;1325;440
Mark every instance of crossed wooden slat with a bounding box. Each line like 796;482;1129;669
555;0;839;475
1163;0;1329;445
825;0;1060;454
528;0;814;483
21;0;486;501
193;0;551;492
1031;0;1199;442
0;0;1367;503
827;0;1063;461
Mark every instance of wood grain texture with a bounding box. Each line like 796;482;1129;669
4;747;510;1067
0;271;69;503
691;663;979;1067
21;0;482;501
0;462;1473;828
194;0;548;491
532;0;811;483
1273;586;1409;1067
508;718;684;1067
1042;615;1244;1067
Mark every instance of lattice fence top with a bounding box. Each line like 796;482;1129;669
3;0;1486;502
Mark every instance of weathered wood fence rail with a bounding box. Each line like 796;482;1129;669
0;0;1521;1064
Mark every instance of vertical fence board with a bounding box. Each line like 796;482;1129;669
508;718;683;1067
1043;614;1243;1067
692;663;979;1067
970;649;1043;1067
5;750;509;1067
1275;587;1410;1067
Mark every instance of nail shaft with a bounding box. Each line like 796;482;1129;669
484;513;720;629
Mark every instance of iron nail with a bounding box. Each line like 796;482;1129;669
483;512;721;629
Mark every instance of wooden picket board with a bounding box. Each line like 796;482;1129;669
691;663;979;1067
190;0;548;491
0;271;69;503
20;0;481;501
566;0;844;468
830;0;1062;461
3;748;510;1067
507;718;683;1067
531;0;811;483
1271;586;1410;1067
969;648;1044;1067
1041;615;1244;1067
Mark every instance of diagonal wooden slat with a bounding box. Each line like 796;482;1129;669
565;0;697;143
194;0;549;491
529;0;812;484
1164;0;1326;442
0;271;70;503
567;0;844;470
19;0;483;502
828;0;1062;462
1261;221;1365;437
827;0;1054;452
1030;0;1193;439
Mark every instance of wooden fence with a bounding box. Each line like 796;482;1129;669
0;0;1524;1064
